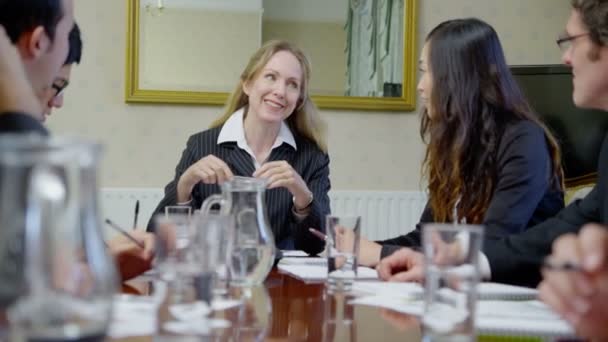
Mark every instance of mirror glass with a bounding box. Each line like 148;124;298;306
127;0;417;110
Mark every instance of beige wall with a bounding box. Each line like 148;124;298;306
263;20;347;96
48;0;570;192
140;9;260;91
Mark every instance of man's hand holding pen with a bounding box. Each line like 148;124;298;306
539;224;608;340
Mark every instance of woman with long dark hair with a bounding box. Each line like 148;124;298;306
349;18;565;266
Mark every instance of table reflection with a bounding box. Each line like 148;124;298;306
113;270;423;341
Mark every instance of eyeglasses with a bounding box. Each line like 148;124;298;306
556;32;589;52
51;78;69;98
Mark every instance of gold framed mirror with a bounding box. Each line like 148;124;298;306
125;0;418;111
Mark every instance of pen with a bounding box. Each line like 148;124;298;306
105;218;145;249
309;228;333;246
542;259;583;272
132;200;140;230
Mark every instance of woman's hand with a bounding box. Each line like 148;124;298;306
176;154;233;203
335;226;382;267
376;247;425;283
253;160;312;210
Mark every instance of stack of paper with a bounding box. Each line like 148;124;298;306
351;281;538;300
349;286;575;338
277;257;378;283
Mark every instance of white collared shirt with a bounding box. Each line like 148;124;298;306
217;107;297;169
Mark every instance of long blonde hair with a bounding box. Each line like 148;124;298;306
211;40;327;152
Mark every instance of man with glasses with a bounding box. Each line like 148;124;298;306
0;0;74;134
42;23;81;122
377;0;608;339
0;1;155;284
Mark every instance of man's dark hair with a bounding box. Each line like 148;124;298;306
571;0;608;47
0;0;64;43
65;22;82;65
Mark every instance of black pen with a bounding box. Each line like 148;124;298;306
105;218;145;249
132;200;140;230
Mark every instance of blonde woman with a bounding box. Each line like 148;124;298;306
149;40;330;255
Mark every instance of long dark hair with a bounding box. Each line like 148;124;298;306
420;18;564;224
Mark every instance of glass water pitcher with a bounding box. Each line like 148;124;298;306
0;135;117;342
200;176;275;287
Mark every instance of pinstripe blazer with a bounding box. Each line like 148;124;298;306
147;126;331;255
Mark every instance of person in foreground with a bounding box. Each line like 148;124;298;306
149;40;330;255
346;17;564;267
0;0;154;281
378;1;608;338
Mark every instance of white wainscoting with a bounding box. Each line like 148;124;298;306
100;188;427;240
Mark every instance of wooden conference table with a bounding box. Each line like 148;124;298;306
115;269;423;341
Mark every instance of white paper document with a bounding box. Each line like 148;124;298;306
277;257;378;283
351;281;538;300
281;250;309;257
350;296;574;338
108;294;242;338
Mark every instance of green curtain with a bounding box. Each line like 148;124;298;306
345;0;404;97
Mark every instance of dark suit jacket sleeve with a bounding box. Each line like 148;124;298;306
292;152;331;255
0;112;48;135
147;135;198;231
484;187;599;287
482;121;556;239
378;121;555;260
484;133;608;287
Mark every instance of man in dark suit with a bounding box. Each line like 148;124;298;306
536;0;608;339
377;0;608;338
0;0;155;283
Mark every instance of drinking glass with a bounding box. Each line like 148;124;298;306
325;215;361;292
154;213;198;281
193;212;234;298
421;223;484;342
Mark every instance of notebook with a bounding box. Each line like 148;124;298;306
350;297;575;338
351;281;538;300
277;257;378;283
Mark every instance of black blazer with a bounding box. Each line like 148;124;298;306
0;112;47;135
379;120;564;258
485;133;608;287
148;126;331;255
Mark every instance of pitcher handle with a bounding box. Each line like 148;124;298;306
200;194;225;215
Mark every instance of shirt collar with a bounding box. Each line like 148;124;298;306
217;107;297;150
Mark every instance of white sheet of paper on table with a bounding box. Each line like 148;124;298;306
351;281;538;300
277;257;378;283
349;296;574;338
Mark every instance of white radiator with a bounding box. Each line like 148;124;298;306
329;191;427;240
100;188;164;237
100;188;427;241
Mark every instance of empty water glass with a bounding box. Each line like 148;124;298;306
326;215;361;292
193;212;234;298
154;213;198;281
421;223;483;342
